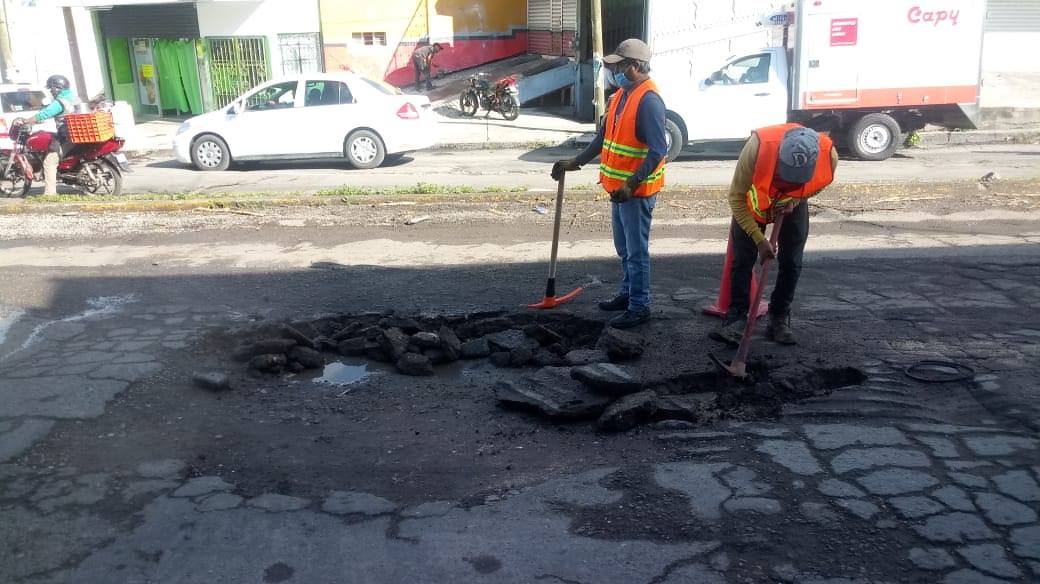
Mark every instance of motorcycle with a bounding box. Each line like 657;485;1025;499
0;98;128;198
459;74;520;121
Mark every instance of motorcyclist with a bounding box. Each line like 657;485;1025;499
15;75;81;195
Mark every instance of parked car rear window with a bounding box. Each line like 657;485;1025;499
2;90;46;113
304;81;354;106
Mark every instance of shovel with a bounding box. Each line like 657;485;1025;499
711;214;786;379
528;172;583;309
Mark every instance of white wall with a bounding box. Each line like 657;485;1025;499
196;0;321;76
982;32;1040;73
5;3;104;96
980;31;1040;108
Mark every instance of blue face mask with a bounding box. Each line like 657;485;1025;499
613;70;634;90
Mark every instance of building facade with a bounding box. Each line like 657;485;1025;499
319;0;528;87
52;0;321;117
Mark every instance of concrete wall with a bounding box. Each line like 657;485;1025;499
320;0;528;87
5;4;105;97
980;32;1040;109
197;0;321;77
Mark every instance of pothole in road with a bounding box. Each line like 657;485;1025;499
215;310;865;432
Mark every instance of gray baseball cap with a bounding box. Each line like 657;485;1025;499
777;127;820;184
603;39;652;64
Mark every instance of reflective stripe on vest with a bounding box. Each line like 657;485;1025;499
598;80;665;197
745;123;835;223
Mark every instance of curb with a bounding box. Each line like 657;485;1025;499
917;128;1040;147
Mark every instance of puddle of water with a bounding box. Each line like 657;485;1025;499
314;362;372;388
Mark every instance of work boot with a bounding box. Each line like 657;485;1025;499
598;294;629;312
709;316;747;346
766;313;797;345
609;307;650;329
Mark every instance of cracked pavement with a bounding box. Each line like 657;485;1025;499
2;175;1040;583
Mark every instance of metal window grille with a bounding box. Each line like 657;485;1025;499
279;33;322;75
207;37;270;109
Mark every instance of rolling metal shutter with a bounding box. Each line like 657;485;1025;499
529;0;554;55
529;0;578;56
97;4;201;39
986;0;1040;32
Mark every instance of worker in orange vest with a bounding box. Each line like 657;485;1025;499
551;39;668;329
711;124;838;345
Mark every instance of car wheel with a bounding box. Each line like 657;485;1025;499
847;113;900;161
664;117;686;163
191;134;231;171
345;130;386;170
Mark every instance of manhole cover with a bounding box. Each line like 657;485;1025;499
905;360;975;383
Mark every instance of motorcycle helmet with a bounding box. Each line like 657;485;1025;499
45;75;71;91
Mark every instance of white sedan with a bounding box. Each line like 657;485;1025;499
174;73;437;171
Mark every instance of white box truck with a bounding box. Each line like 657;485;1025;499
654;0;986;161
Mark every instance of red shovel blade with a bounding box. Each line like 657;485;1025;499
527;287;583;309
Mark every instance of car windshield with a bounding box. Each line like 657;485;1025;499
361;77;400;96
2;90;47;113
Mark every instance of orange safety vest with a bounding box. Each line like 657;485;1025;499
746;123;834;223
598;80;665;197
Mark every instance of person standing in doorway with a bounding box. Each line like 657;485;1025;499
412;42;442;91
551;39;668;329
710;124;838;346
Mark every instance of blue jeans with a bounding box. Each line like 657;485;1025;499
611;195;657;310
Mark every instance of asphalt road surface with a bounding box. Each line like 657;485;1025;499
112;143;1040;195
2;174;1040;582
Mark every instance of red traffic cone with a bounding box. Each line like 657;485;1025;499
702;231;769;318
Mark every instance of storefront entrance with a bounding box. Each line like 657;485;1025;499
98;4;204;118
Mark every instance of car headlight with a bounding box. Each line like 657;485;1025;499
176;122;191;135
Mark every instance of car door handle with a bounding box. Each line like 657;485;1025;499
754;92;771;97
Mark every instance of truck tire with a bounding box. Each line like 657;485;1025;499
665;117;685;162
848;113;901;161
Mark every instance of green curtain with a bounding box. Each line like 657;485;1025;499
175;41;203;115
153;40;203;115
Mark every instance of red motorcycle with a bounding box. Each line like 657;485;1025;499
459;73;520;121
0;118;127;197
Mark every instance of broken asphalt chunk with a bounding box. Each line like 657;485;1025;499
495;366;611;419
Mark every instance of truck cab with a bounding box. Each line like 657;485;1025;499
657;47;789;161
654;0;985;162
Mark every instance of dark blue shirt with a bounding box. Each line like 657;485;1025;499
576;82;668;187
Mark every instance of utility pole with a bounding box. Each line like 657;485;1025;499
590;0;605;125
0;0;14;83
63;7;88;100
